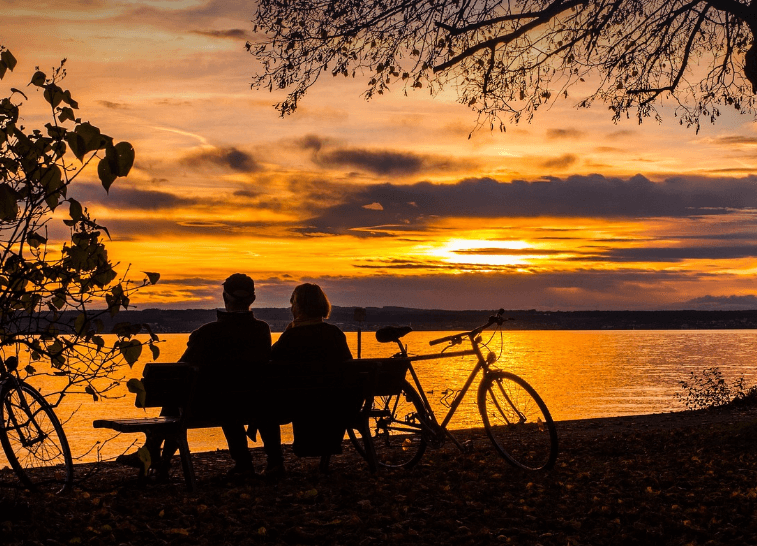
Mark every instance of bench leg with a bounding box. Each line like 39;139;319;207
175;430;196;492
319;454;331;474
136;463;147;487
355;417;378;473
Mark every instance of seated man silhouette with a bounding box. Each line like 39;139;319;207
118;273;275;477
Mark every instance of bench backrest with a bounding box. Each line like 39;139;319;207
135;358;411;417
140;362;199;409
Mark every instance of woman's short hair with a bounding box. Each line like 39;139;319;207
291;283;331;318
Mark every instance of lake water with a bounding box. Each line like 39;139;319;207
4;329;757;466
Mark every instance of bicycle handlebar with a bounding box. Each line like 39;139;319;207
428;309;507;346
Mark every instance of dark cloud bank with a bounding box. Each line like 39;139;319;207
305;174;757;233
589;245;757;262
300;135;478;177
184;147;261;172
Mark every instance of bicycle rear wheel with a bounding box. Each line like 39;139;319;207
0;381;73;493
348;380;427;469
478;371;557;471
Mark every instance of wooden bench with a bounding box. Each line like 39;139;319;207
93;358;409;491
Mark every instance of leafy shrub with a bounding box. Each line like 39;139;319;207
675;367;757;411
0;47;159;404
729;377;757;408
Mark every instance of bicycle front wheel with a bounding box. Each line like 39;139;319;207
478;371;557;471
0;381;73;493
348;380;427;469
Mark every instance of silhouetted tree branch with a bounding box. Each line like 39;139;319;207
248;0;757;133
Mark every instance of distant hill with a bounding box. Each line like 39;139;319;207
89;307;757;333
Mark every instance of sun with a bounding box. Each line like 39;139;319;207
434;239;535;267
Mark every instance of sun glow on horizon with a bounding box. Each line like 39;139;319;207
435;238;533;267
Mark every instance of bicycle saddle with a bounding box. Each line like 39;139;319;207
375;326;413;343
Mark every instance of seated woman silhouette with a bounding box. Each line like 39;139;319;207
267;283;353;468
271;283;352;361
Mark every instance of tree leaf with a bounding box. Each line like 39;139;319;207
149;343;160;360
0;183;20;221
58;107;76;123
41;164;63;190
127;378;147;408
51;292;66;310
43;84;65;108
41;165;64;211
145;272;160;285
4;356;18;372
26;232;47;248
61;90;78;109
48;339;64;357
98;158;116;192
75;122;101;154
45;193;60;211
113;141;134;176
68;198;83;222
92;267;118;287
30;71;46;87
45;122;66;140
85;384;99;402
118;339;143;366
1;50;17;72
64;132;86;161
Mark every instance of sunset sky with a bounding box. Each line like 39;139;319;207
4;0;757;311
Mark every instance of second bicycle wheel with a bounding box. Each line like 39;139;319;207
478;371;558;471
348;380;427;469
0;381;73;493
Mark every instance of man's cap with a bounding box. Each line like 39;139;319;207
223;273;255;299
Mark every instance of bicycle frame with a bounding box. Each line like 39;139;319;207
391;313;504;452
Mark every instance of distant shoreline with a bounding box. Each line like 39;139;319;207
82;307;757;334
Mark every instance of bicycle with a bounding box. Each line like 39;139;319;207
0;355;73;493
348;310;558;471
